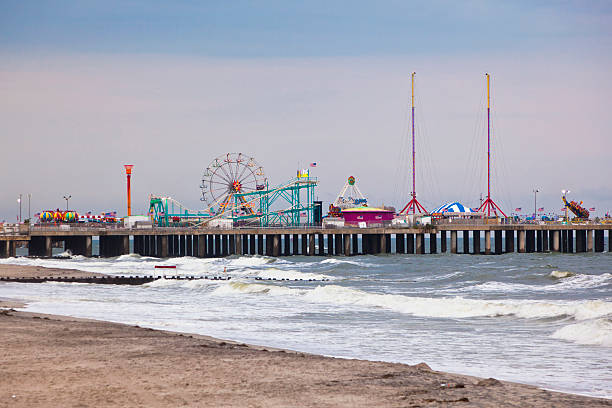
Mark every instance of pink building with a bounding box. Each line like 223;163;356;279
341;206;395;226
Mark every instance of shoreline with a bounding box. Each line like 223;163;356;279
1;298;610;407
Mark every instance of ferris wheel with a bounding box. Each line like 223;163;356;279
200;153;267;215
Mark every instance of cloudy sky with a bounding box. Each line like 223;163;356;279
1;1;611;221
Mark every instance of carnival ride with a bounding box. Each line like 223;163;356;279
562;195;590;219
476;74;507;218
400;72;428;215
38;210;119;223
39;210;79;223
149;153;318;227
329;176;367;217
200;153;267;216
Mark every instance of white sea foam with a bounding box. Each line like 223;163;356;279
550;270;575;279
320;258;371;267
227;256;273;267
299;285;612;320
255;268;334;281
552;318;612;347
143;278;220;289
469;273;611;293
212;281;296;296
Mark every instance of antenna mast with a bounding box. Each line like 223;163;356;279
477;73;506;218
401;72;428;215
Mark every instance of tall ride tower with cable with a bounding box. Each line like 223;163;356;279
400;72;428;215
477;73;506;217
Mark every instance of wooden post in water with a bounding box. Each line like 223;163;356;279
344;234;351;256
484;230;491;255
594;230;604;252
440;231;446;253
450;231;457;254
463;231;470;254
495;230;503;254
396;234;405;254
473;230;480;254
505;230;514;253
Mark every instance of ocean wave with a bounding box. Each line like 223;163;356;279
212;281;296;296
552;318;612;347
255;268;334;281
300;285;612;320
468;273;611;293
143;278;219;289
227;256;274;267
549;270;575;279
320;258;372;267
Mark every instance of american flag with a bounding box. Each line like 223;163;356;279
514;207;522;211
309;162;317;167
538;207;544;212
589;207;596;211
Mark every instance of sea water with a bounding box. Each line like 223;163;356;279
1;245;611;398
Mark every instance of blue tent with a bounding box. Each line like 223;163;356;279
431;201;477;214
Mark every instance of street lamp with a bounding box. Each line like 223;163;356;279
561;189;571;224
63;195;72;211
17;194;22;223
533;189;539;220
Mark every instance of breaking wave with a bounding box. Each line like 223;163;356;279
300;285;612;320
552;318;612;347
255;268;334;281
549;270;575;279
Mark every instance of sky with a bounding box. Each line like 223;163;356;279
1;1;611;221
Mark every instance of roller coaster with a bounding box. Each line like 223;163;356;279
149;153;318;227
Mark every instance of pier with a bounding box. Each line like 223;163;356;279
1;224;609;258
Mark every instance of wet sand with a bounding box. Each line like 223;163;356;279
1;299;610;408
0;264;105;279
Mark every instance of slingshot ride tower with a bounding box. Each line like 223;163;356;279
477;74;506;218
400;72;428;215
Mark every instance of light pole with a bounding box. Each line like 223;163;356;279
562;189;570;224
63;195;71;211
533;189;539;220
17;194;22;223
28;193;31;221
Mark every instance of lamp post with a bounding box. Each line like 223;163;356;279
17;194;22;223
28;193;31;221
63;195;71;211
533;189;539;220
561;189;570;224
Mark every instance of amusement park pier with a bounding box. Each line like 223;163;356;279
1;223;609;259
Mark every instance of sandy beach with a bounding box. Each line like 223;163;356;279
1;292;610;407
0;264;106;279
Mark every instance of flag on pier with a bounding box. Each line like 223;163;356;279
309;162;317;167
589;207;596;211
538;207;544;212
514;207;522;211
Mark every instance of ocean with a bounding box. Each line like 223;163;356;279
1;239;611;398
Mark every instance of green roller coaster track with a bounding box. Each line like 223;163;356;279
149;175;318;227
